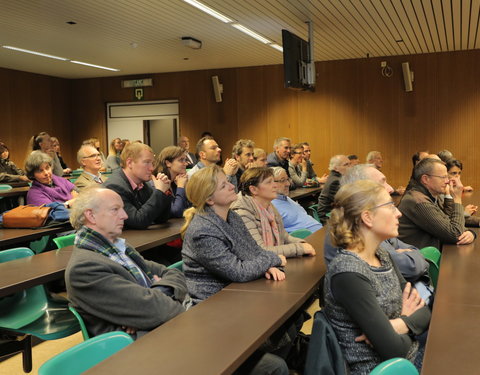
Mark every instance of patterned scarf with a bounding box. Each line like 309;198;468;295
75;226;153;287
250;196;281;247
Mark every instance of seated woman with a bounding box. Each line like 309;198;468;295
51;136;71;175
288;143;308;187
28;132;64;176
25;151;78;207
447;158;473;191
230;167;315;257
181;164;289;374
106;138;124;171
324;180;431;374
253;148;268;167
0;143;29;183
154;146;190;217
447;159;478;226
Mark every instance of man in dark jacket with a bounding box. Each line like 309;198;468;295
65;187;190;339
104;142;171;229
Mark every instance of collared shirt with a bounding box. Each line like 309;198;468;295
113;237;150;287
272;194;322;234
124;171;144;191
84;170;103;184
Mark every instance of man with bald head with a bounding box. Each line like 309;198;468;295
75;144;107;191
65;186;189;339
316;154;351;225
398;158;476;249
178;136;196;168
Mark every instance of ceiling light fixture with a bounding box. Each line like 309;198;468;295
2;45;69;61
231;24;271;44
183;0;232;23
270;44;283;52
70;60;120;71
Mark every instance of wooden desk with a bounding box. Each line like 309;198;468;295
85;229;326;375
122;218;183;252
0;186;29;199
288;187;322;201
0;225;71;249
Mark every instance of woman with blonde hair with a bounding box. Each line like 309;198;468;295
253;148;267;167
154;146;190;217
230;167;316;258
106;138;123;170
323;180;430;373
181;164;289;374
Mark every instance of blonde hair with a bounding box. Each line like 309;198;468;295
70;186;106;230
253;148;266;161
181;165;222;237
329;180;384;252
109;138;122;156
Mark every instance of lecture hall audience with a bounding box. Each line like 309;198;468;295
0;142;29;183
74;144;107;191
29;132;64;176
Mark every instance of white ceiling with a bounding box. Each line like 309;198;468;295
1;0;479;79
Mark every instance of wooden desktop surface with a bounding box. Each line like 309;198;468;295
0;186;29;198
288;186;322;201
0;225;71;249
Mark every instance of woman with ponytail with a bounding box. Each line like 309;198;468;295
323;180;431;374
28;132;64;176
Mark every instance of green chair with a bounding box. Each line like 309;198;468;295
290;229;313;239
53;233;76;249
71;169;83;177
167;260;184;271
69;306;90;341
0;248;80;372
0;184;12;193
370;358;418;374
29;235;51;254
307;204;320;222
420;246;441;288
38;331;133;375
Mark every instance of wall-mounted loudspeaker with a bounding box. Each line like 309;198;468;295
402;62;414;92
212;76;223;103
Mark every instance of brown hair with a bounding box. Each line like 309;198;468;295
238;167;274;196
153;146;185;178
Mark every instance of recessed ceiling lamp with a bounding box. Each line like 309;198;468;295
2;45;120;71
182;0;282;53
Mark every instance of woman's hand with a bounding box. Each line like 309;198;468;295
301;243;316;256
265;267;286;281
278;254;287;266
401;282;425;316
175;173;188;188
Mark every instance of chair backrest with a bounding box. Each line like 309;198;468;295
53;233;76;249
69;306;90;341
38;331;134;375
0;184;13;192
290;229;312;239
370;358;419;374
167;260;184;271
0;248;48;328
419;246;441;288
307;204;320;222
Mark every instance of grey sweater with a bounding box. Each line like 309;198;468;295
182;207;282;304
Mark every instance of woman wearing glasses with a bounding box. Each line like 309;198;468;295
323;180;431;374
288;143;308;187
231;167;316;258
154;146;190;217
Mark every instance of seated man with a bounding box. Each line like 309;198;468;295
178;136;197;169
316;154;351;225
366;150;383;169
232;138;255;183
398;158;476;249
301;142;327;184
271;167;322;234
65;186;189;339
104;142;171;229
323;164;432;302
347;154;359;166
187;136;238;187
267;137;291;176
75;144;107;191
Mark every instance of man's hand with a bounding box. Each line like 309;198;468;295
301;159;308;171
223;158;239;176
449;177;464;203
457;230;475;245
317;174;328;184
465;204;478;216
395;248;412;253
152;173;171;193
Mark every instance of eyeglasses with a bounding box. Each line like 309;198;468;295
83;153;101;159
292;151;303;155
426;174;449;181
274;178;289;183
370;201;397;212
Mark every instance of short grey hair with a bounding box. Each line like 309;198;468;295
413;158;445;183
271;166;287;178
340;164;376;185
273;137;291;149
231;139;255;158
25;151;53;179
77;145;96;165
366;151;381;162
437;149;453;163
70;186;107;230
328;155;346;171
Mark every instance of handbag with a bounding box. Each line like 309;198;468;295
2;205;51;228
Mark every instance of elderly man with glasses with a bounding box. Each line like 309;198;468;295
75;144;108;191
398;158;476;249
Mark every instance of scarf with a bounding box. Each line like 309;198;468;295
250;196;281;247
75;226;152;287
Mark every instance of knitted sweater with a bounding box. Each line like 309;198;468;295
182;207;282;304
317;170;342;225
230;193;307;257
